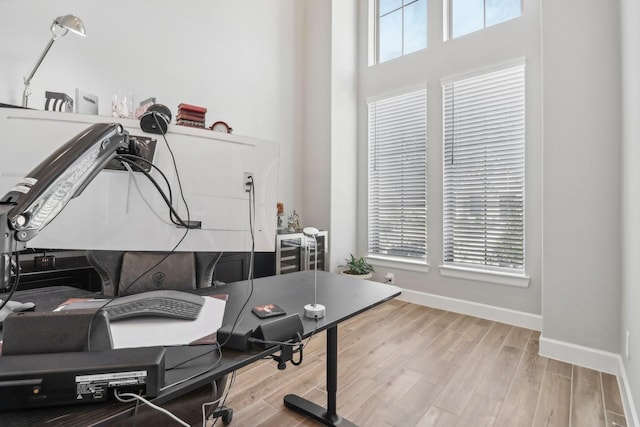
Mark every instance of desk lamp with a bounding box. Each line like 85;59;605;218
302;227;325;319
0;123;129;288
22;14;86;107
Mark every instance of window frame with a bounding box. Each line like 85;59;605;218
447;0;523;40
375;0;427;64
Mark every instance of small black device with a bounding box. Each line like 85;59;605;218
0;346;166;410
2;309;113;355
140;104;171;135
217;324;254;352
252;313;304;349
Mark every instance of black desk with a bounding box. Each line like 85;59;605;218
0;271;400;426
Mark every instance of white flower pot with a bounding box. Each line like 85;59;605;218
340;270;373;280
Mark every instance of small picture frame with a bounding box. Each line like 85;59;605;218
45;91;73;112
135;97;156;119
75;89;99;115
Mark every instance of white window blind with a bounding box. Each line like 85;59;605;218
443;64;525;271
368;89;427;260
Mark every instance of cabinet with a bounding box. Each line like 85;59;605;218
276;231;328;275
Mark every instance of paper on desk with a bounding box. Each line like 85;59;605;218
108;296;226;349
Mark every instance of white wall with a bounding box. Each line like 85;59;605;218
301;2;332;233
621;0;640;420
329;1;359;272
0;0;305;222
356;0;543;315
300;0;358;272
540;0;621;353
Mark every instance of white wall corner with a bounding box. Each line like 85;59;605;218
397;288;542;331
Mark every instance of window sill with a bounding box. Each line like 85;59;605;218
366;255;429;273
438;264;530;288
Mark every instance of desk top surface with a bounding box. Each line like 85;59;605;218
0;271;400;425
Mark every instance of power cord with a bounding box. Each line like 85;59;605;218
113;131;192;295
251;318;320;369
154;113;192;228
121;161;175;227
207;178;257;425
117;156;196;229
110;174;258;426
114;389;190;426
160;343;224;392
205;370;237;426
215;176;256;350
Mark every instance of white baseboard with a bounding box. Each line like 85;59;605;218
397;288;542;331
538;335;620;374
539;336;639;427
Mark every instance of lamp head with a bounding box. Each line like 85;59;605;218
302;227;319;238
52;15;86;38
21;14;86;107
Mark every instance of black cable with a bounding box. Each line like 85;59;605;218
216;177;256;350
154;113;191;228
291;340;303;366
0;240;21;312
247;337;302;347
210;370;237;427
160;343;224;392
118;153;175;207
165;342;222;371
116;156;193;228
115;127;192;295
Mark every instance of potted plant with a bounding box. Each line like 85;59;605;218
340;254;375;280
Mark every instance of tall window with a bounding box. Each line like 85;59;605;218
378;0;427;63
450;0;521;39
368;89;427;261
443;64;525;271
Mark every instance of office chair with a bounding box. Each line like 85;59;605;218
86;250;233;424
86;250;224;296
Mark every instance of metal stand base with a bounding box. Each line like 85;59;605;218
284;394;356;426
284;326;356;426
304;303;325;319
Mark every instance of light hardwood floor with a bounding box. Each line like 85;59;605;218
220;299;627;427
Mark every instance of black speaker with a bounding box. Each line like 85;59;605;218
252;313;304;349
140;104;172;135
1;309;113;355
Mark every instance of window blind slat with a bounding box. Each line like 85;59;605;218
443;64;525;271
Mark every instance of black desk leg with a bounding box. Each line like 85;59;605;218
284;326;357;426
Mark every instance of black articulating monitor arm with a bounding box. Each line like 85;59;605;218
0;123;129;289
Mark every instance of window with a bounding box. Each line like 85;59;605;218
377;0;427;63
442;64;525;271
450;0;521;39
368;89;427;261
